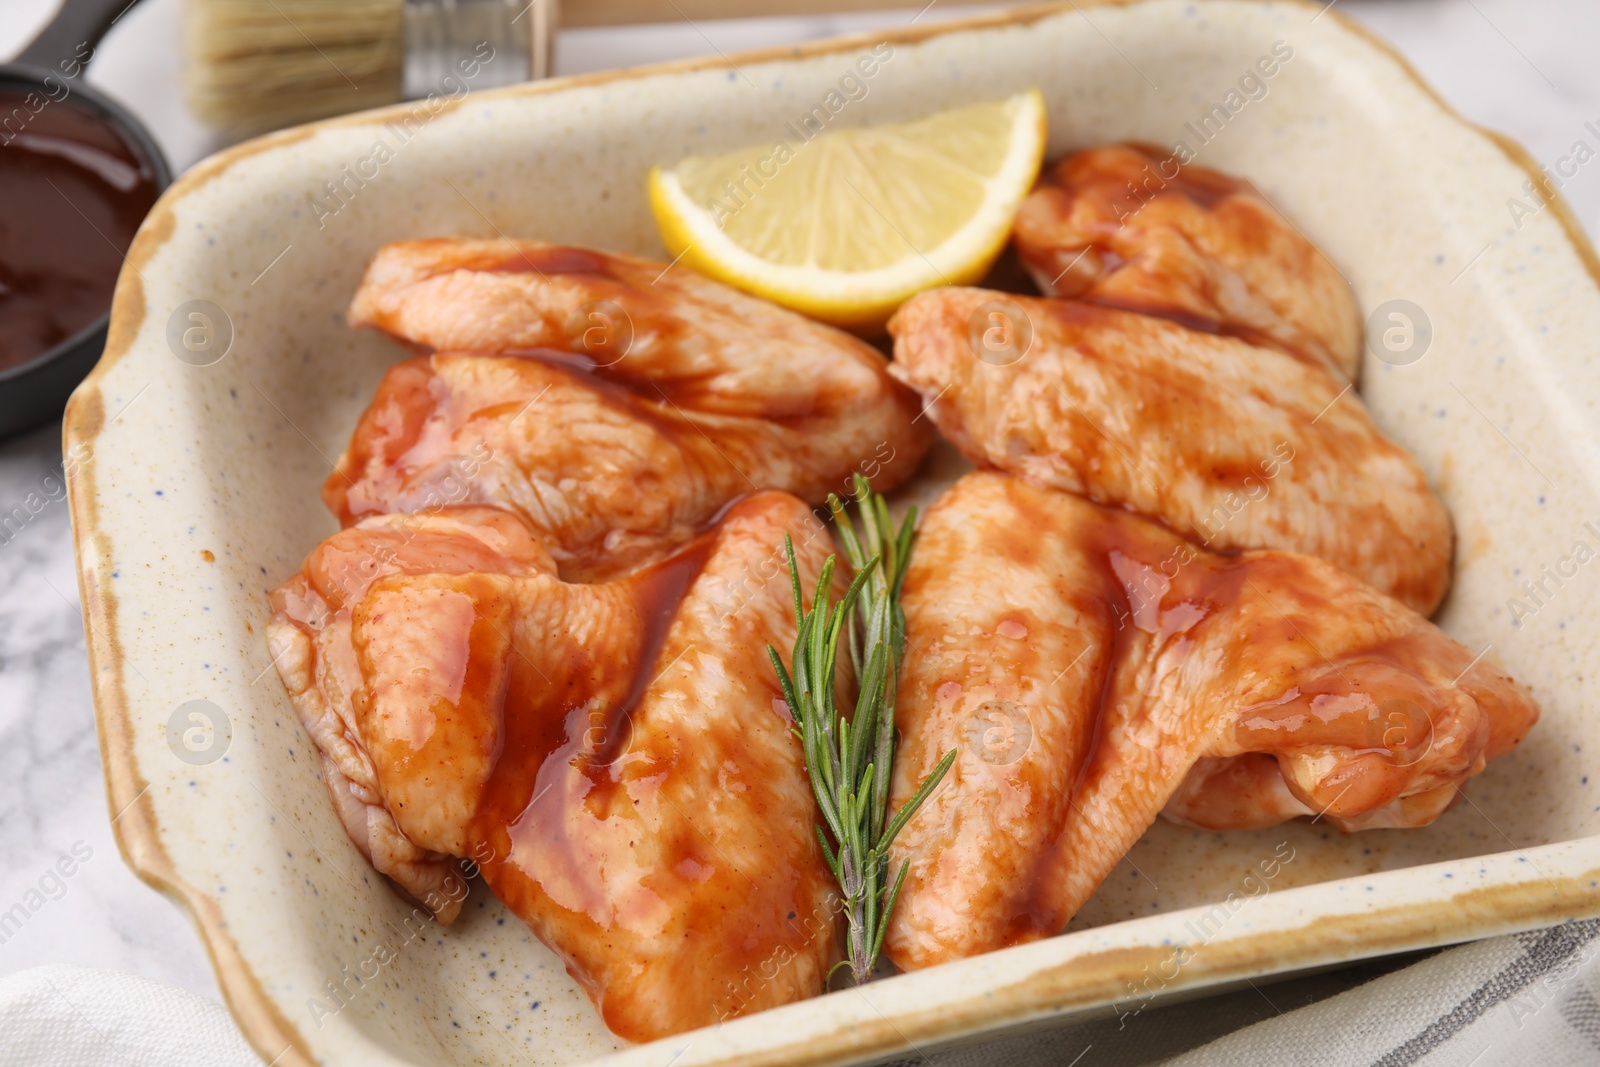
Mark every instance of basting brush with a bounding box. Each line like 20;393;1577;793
180;0;558;134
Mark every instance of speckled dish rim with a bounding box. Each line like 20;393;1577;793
64;1;1600;1065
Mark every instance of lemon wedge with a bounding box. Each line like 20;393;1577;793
649;89;1047;332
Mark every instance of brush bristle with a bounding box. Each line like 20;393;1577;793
182;0;405;133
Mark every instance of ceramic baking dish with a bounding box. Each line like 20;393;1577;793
65;1;1600;1064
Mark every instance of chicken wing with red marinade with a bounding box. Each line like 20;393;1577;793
888;288;1452;614
1013;143;1362;381
329;239;930;579
884;473;1535;970
268;493;840;1040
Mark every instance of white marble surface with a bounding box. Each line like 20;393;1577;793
0;0;1598;1055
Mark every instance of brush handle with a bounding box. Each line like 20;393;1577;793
13;0;144;73
562;0;1005;27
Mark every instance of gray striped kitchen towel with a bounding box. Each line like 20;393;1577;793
896;920;1600;1067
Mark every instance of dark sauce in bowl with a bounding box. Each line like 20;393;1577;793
0;89;160;371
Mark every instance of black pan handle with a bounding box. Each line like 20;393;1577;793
13;0;145;74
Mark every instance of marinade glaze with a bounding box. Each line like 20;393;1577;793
270;493;840;1040
883;472;1536;971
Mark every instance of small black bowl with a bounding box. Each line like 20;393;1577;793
0;0;171;439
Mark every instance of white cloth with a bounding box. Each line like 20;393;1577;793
0;965;259;1067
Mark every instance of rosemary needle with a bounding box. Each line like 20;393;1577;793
767;474;957;985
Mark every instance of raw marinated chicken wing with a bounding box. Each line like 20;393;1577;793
1013;143;1362;380
329;239;930;578
268;493;840;1040
888;288;1453;614
884;473;1536;970
267;508;545;922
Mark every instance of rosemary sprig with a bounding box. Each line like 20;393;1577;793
767;474;957;985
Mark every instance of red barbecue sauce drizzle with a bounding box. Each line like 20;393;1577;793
463;526;720;859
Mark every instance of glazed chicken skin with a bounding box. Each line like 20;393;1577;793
1013;143;1362;381
268;493;840;1041
330;239;930;577
884;473;1536;970
888;288;1453;614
